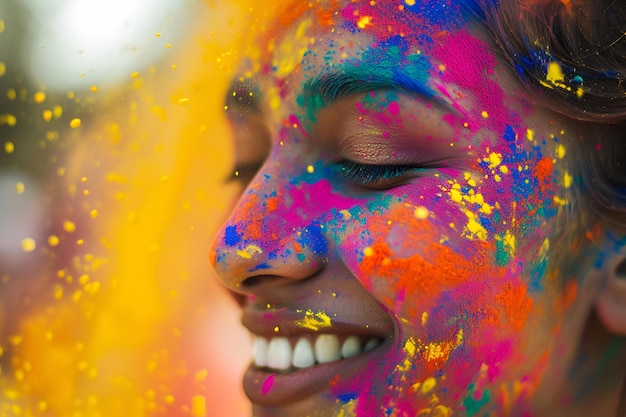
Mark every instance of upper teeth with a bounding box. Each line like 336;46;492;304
253;334;383;371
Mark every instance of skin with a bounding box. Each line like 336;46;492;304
210;1;626;416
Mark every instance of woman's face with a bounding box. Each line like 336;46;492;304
211;1;603;416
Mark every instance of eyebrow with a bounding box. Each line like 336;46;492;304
301;65;438;110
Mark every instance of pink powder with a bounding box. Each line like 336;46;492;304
262;374;275;395
432;31;509;133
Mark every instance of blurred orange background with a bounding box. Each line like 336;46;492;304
0;1;287;416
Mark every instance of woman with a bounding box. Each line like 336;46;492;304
210;0;626;416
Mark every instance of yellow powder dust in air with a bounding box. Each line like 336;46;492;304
15;182;24;194
90;85;98;92
7;88;16;100
21;238;36;252
0;19;4;33
405;0;416;5
4;141;14;154
307;165;314;173
194;369;208;382
0;62;6;77
48;235;60;247
3;114;16;126
34;91;46;103
481;111;489;118
191;395;206;417
46;131;59;141
69;118;81;128
63;220;76;233
53;105;63;119
526;129;534;141
556;144;566;159
363;246;374;257
43;110;52;122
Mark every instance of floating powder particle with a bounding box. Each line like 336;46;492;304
21;238;36;252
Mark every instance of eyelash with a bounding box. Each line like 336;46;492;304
337;160;425;188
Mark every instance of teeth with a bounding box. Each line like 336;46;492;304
364;338;382;352
267;337;292;370
252;334;384;371
341;335;362;359
315;334;342;364
253;336;268;367
292;338;315;368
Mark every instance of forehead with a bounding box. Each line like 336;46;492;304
232;0;511;136
235;1;493;111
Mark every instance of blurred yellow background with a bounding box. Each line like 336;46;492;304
0;1;287;415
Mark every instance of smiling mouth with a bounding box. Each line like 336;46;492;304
241;304;395;407
252;333;385;373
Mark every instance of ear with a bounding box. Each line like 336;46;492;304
595;253;626;335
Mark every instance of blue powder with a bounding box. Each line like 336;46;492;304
224;225;241;247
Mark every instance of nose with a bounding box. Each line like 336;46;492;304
209;179;329;294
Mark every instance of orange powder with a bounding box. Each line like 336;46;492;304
359;206;502;316
534;157;553;184
495;282;533;331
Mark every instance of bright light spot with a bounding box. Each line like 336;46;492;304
22;0;196;91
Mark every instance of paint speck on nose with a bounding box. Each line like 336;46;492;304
224;225;242;246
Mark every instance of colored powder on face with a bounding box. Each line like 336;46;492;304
463;384;491;416
297;222;328;255
534;157;553;184
337;391;358;403
387;100;400;116
261;374;275;395
223;225;241;246
495;283;533;331
297;310;332;331
357;206;502;318
350;36;433;98
340;1;462;44
432;31;508;133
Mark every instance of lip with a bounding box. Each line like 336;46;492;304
241;307;395;407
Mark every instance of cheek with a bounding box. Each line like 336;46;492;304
333;192;502;320
329;167;552;339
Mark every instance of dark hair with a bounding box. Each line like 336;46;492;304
467;0;626;227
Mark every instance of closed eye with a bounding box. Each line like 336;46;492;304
336;160;428;189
